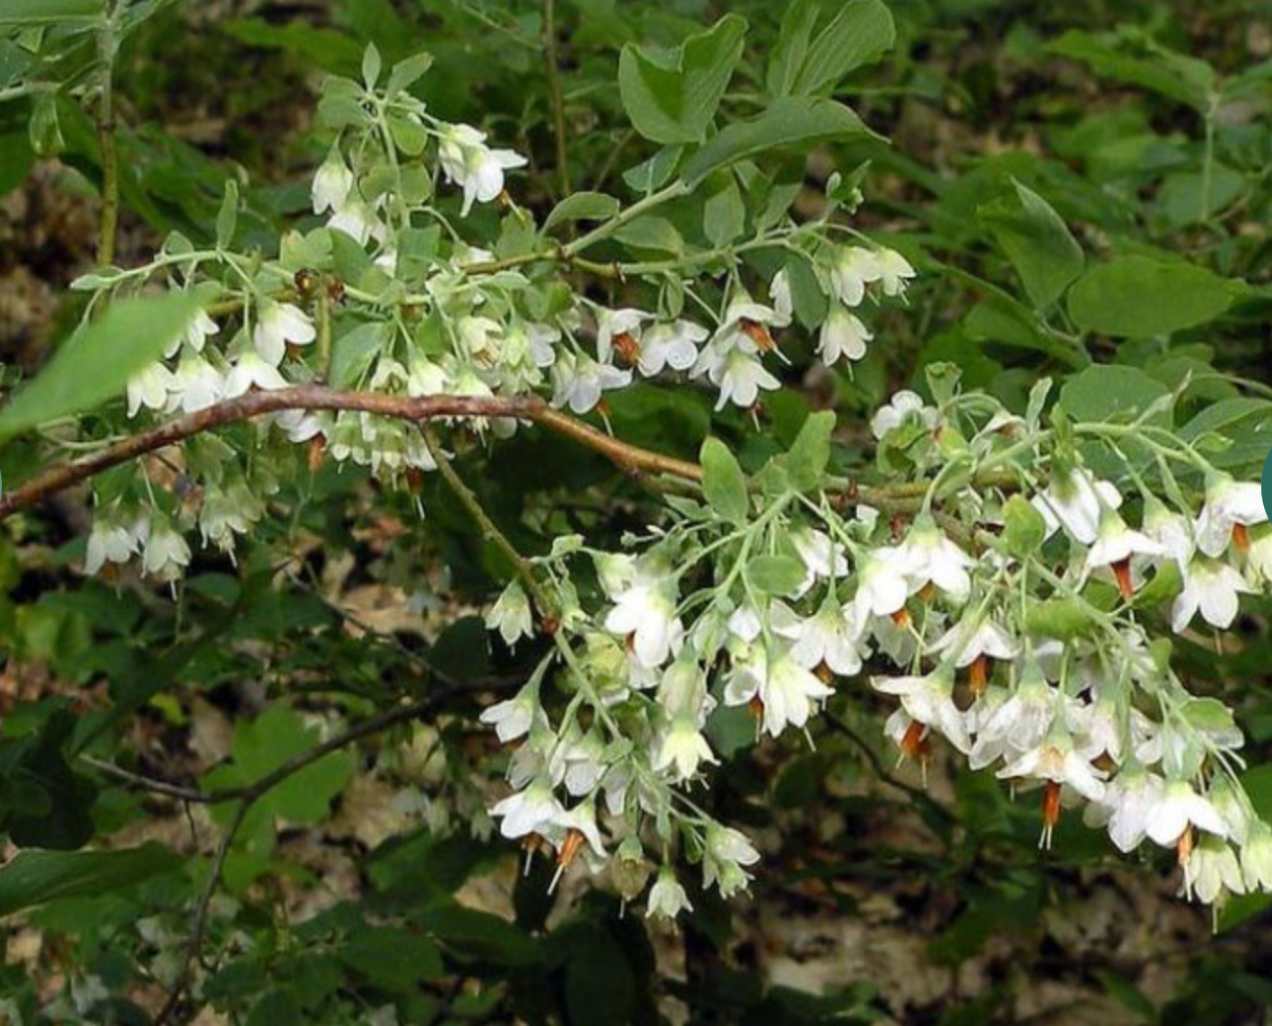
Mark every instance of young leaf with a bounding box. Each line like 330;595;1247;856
216;178;239;249
702;173;745;246
766;0;820;98
618;15;748;145
979;181;1083;310
747;553;806;596
785;410;835;490
385;50;433;98
361;42;383;89
542;191;621;233
0;292;199;444
789;0;895;96
682;97;876;187
700;437;749;526
0;0;103;25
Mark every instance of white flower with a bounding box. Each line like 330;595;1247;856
773;599;862;676
870;390;938;441
1242;822;1272;891
199;480;263;554
1143;498;1195;574
646;867;694;919
872;666;970;753
126;362;176;417
328;201;383;246
1195;474;1265;557
852;547;910;622
768;267;793;322
1184;836;1245;904
596;308;649;365
829;246;882;307
223;351;288;397
253;302;315;366
997;733;1107;802
552;354;632;414
490;778;563;839
969;661;1055;768
557;730;606;797
638;320;707;376
407;355;450;398
166;307;219;358
711;348;780;411
897;518;974;603
1247;533;1272;588
1171;558;1254;632
438;122;528;216
1086;769;1163;853
702;824;760;897
653;715;718;781
603;561;683;669
756;650;834;738
791;527;848;593
1082;510;1164;598
875;248;917;296
1032;467;1122;546
312;153;354;215
1145;780;1228;846
141;520;191;581
817;305;872;366
85;513;146;575
167;354;223;414
929;615;1018;668
486;580;533;647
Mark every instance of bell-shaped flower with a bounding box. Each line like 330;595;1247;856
829;246;883;307
851;547;910;622
929;614;1018;668
706;348;780;411
1082;509;1164;599
1171;557;1254;632
1241;822;1272;892
653;714;718;782
646;867;694;919
768;267;793;322
875;248;917;296
223;351;288;397
870;390;938;441
127;362;177;417
969;658;1055;768
438;122;528;215
328;200;383;246
1145;779;1228;847
166;307;220;358
603;560;684;669
702;824;760;898
897;516;974;603
167;354;223;414
757;650;835;738
1031;466;1121;546
253;302;315;366
1183;835;1245;904
1143;498;1195;575
596;308;649;366
312;152;354;215
638;320;707;376
817;305;872;366
872;664;970;753
1085;768;1163;853
486;580;533;647
552;353;632;414
85;512;147;575
997;726;1107;803
1195;473;1264;557
491;777;563;839
141;519;191;582
773;598;863;676
479;680;541;743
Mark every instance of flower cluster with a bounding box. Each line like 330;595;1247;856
479;375;1272;919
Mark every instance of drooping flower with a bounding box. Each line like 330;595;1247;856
551;354;632;414
969;659;1056;769
828;246;882;307
1143;498;1195;575
773;598;863;676
596;308;650;367
312;152;354;215
166;307;220;358
1171;558;1255;632
702;824;760;898
646;867;694;919
653;715;718;781
223;351;289;397
768;267;793;322
167;354;224;414
1144;780;1228;847
253;302;315;366
708;348;781;411
1032;466;1122;546
85;512;147;575
126;362;177;417
872;665;971;753
1082;509;1164;599
875;248;917;296
1195;474;1265;557
490;778;563;839
870;390;938;441
437;122;528;216
141;519;191;582
817;305;872;366
603;560;684;669
1183;835;1245;904
637;320;707;377
486;580;534;647
1085;768;1163;853
896;517;974;604
852;547;911;622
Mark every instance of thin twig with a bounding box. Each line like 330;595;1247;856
94;2;120;267
420;429;555;614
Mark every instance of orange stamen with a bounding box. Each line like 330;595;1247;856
740;319;776;351
557;829;585;869
815;662;835;685
748;696;765;720
969;654;989;695
306;435;326;473
891;608;911;629
900;720;930;763
1233;523;1251;554
1112;558;1135;601
1042;781;1063;830
612;331;642;366
1177;826;1194;866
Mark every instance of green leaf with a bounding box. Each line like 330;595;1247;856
361;42;382;89
703;174;745;247
1067;257;1237;338
1024;598;1098;641
0;292;198;445
612;216;683;254
542;191;620;233
785;410;835;490
216;178;239;249
682;97;875;187
1048;30;1214;111
0;0;102;25
618;14;748;144
1058;365;1171;425
385;50;433;98
747;554;806;596
1002;494;1047;559
765;0;820;98
338;927;443;991
700;437;749;526
622;146;683;193
328;322;389;389
979;181;1083;309
0;843;180;918
788;0;895;96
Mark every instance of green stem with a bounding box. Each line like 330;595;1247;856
94;6;121;267
543;0;571;199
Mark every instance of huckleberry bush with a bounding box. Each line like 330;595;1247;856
39;43;1272;927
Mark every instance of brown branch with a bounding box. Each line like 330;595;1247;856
0;387;701;521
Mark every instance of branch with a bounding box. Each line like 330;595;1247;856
0;387;699;521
